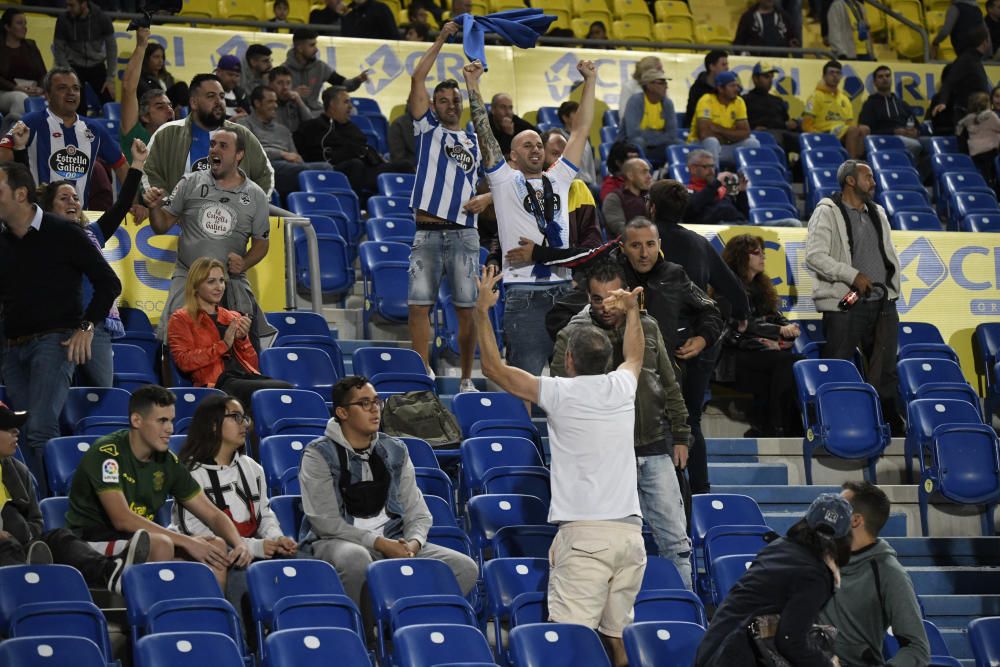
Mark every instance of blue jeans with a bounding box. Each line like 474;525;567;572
76;323;113;387
636;453;692;589
701;136;760;169
407;228;481;307
503;283;574;375
3;332;76;488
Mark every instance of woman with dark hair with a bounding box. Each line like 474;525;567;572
715;234;804;436
174;395;296;560
599;141;641;202
695;493;853;666
0;8;46;128
136;40;188;107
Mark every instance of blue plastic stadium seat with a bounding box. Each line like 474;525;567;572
483;557;549;662
467;493;549;566
265;311;345;378
352;346;434;394
60;387;131;435
367;195;414;220
801;147;848;171
460;435;543;501
876;168;924;195
366;217;416;244
969;617;1000;667
667;144;695;166
171;387;225;435
357;241;410;337
260;347;339;398
392;624;494;667
44;435;100;495
402;436;439;470
894;211;942;231
689;493;765;598
904;398;983;483
509;623;612;667
928;136;958;155
918;424;1000;536
879;190;934;218
40;496;68;531
492;524;559;559
897;358;972;405
267;494;302;537
260;435;310;495
869;149;913;172
377;172;416;197
799;133;843;152
265;628;370;667
251;389;330;438
623;621;705;667
975;323;1000;417
451;392;541;451
865;135;912;156
710;553;755;605
0;636;107;667
963;212;1000;232
481;465;551;504
134;632;244;667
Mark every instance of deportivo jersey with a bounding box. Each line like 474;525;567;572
688;95;749;142
486;157;578;284
410;110;480;227
163;168;270;271
0;109;126;207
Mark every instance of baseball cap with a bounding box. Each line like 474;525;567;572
805;493;853;539
753;61;778;76
0;402;28;430
715;70;739;88
639;69;669;85
217;55;242;72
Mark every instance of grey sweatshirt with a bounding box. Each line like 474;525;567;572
53;5;117;78
818;539;930;667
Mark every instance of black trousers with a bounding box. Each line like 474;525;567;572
678;342;721;495
71;63;113;114
731;348;805;434
0;529;115;587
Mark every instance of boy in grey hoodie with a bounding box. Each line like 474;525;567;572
819;481;929;667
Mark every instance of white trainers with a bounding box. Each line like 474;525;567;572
459;379;479;393
108;529;151;594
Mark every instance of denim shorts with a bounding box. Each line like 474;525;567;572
407;227;481;308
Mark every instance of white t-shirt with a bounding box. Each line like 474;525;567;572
536;369;642;523
485;157;578;284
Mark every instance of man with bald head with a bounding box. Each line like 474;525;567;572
602;158;652;236
488;92;540;158
465;58;599;374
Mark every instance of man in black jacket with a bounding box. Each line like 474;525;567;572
341;0;399;40
859;66;926;162
685;50;729;126
743;62;800;156
931;25;992;135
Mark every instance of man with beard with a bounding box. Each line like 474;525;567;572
267;66;315;134
805;160;904;435
142;73;273;197
241;44;273;94
146;127;275;346
282;28;367;113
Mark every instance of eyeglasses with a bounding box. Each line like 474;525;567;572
749;248;765;256
224;412;253;426
692;162;716;170
345;397;384;411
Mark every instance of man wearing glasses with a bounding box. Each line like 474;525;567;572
298;376;478;607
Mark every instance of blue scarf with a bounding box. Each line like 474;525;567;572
515;172;562;278
451;9;557;70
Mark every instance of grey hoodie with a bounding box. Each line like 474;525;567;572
52;4;117;78
281;53;361;113
818;539;929;667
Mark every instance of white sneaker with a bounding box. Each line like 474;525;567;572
459;379;479;393
426;367;436;381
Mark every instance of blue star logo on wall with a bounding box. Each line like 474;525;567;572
545;53;581;102
896;237;947;314
364;45;404;95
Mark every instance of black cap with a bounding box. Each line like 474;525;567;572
0;402;28;430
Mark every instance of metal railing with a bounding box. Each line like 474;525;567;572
278;211;324;315
537;35;838;59
866;0;931;62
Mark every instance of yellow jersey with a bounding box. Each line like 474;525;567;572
803;85;855;139
688;94;748;143
641;98;665;131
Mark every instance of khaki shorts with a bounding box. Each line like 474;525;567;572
546;520;647;638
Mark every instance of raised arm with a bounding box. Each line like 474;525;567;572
408;21;459;119
462;61;504;171
563;60;597;167
604;286;645;380
121;28;149;136
474;266;540;403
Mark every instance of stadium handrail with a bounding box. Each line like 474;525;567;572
279;212;324;316
866;0;931;62
537;35;838;58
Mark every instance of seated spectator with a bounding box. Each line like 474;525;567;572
265;0;290;33
237;85;333;195
268;65;315;134
65;385;252;589
0;9;46;131
688;71;760;168
214;55;249;121
402;22;431;41
802;60;869;159
587;20;609;42
930;26;992;136
241;44;273;93
167;258;291;408
932;0;984;59
309;0;345;33
734;0;800;53
683;148;751;225
685;50;729;125
600;141;640;202
299;376;479;607
956;91;1000;189
406;4;434;29
388;108;416;163
858;65;925;161
715;234;803;436
283;28;366;113
52;0;116;114
488;92;539;158
558;101;598;185
618;56;663;114
294;86;414;198
120;28;174;164
695;494;853;666
175;395;297;560
343;0;399;39
136;39;187;109
743;61;800;155
602;157;651;237
827;0;871;60
618;69;679;166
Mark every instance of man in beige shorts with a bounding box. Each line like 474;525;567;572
473;265;646;667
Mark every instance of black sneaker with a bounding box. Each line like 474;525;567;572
26;540;53;565
107;529;151;594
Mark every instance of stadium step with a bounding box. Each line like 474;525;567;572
764;511;907;537
709;463;787;486
922;594;1000;632
884;537;1000;568
906;567;1000;596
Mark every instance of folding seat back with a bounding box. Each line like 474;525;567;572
640;555;688;591
287;192;342;215
482;466;551;505
44;435;100;495
259;347;339;397
260;436;311;495
632;589;707;625
461;435;543;497
264;628;370;667
904;399;982;482
377;172;416;197
623;621;705;667
423;493;458;527
414;467;455;513
879;190;933;217
799;133;843;152
510;623;612;666
965;212;1000;232
690;494;765;548
402;436;439;469
876;168;924;194
865;135;911;155
351;347;432;393
710;554;755;605
367;195;413;220
39;496;69;531
897;358;968;404
60;387;131;435
894;211;942;231
492;524;559;559
134;632;244;667
392;624;494;667
0;636;107;667
451;392;537;443
366;217;417;244
919;424;1000;536
793;358;863;407
0;564;92;629
251;389;330;438
969;617;1000;667
171;387;225;434
467;494;549;563
267;494;302;538
869;149;913;172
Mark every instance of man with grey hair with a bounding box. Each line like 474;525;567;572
805;159;904;433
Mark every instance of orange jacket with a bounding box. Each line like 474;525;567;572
168;306;260;387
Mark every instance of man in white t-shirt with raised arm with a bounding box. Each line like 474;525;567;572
463;58;598;375
473;265;646;667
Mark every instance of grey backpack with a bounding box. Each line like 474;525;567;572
380;390;462;448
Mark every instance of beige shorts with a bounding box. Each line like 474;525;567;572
546;520;647;638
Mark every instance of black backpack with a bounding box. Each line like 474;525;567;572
380;390;462;448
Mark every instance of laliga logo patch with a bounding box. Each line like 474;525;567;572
521;189;562;215
49;144;89;179
102;458;119;484
896;237;947;314
446;143;474;172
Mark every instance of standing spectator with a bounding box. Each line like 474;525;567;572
214;56;249;121
550;260;692;587
241;44;273;94
388;109;416;164
805;160;904;434
298;376;478;606
282;28;367;113
931;26;992;136
618;69;680;167
987;0;1000;58
743;62;800;156
688;71;760;168
602;157;651;237
618;56;662;112
0;9;46;131
734;0;800;53
715;234;804;436
0;67;128;210
464;59;599;375
558;101;599;186
819;481;930;667
685;50;729;127
294;86;414;199
858;65;924;161
932;0;985;59
600;141;640;202
141;73;274;196
405;23;482;390
309;0;345;33
0;162;122;486
120;29;175;164
695;493;853;666
827;0;871;60
52;0;117;114
803;60;870;159
237;86;332;196
267;66;315;133
474;265;647;667
136;41;187;108
343;0;399;39
956;91;1000;189
488;92;540;158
